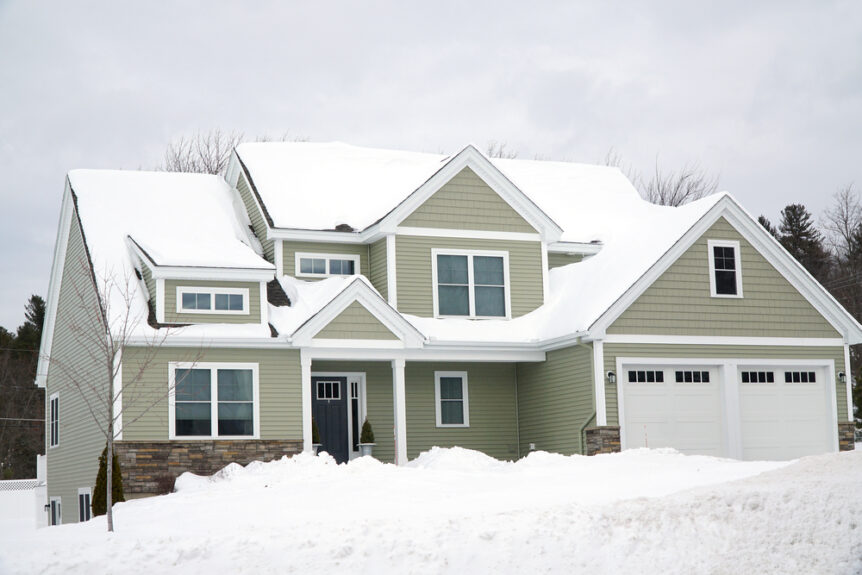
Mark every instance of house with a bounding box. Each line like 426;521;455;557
36;142;859;524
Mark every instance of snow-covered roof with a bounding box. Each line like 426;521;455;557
235;142;640;243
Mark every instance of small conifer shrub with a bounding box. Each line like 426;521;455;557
360;418;375;444
92;445;125;517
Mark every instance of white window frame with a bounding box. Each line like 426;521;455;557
49;393;59;448
431;249;511;319
434;371;470;428
295;252;361;278
49;496;61;526
707;239;743;298
77;487;92;522
176;286;250;315
168;362;261;440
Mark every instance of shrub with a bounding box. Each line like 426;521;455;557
92;444;125;517
360;418;375;444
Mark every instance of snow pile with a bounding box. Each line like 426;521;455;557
3;447;860;574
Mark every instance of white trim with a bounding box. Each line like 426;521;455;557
386;235;398;308
150;265;274;282
294;252;361;279
259;282;269;328
593;341;607;426
35;181;74;388
113;349;122;441
707;239;743;298
156;278;165;323
302;346;546;363
48;393;59;448
267;227;368;243
175;286;250;315
434;371;470;428
395;226;541;242
540;242;549;303
844;343;853;422
274;240;284;278
603;334;846;347
77;487;92;523
311;371;367;459
392;359;408;464
301;353;312;452
547;241;602;255
431;248;511;319
167;362;261;440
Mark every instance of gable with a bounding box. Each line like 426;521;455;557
401;167;537;233
607;217;840;338
314;301;398;340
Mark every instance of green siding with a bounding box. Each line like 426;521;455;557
311;360;395;464
608;218;840;337
283;241;370;280
236;172;274;263
602;343;847;424
122;347;302;441
405;362;519;460
315;301;398;340
368;238;388;300
548;252;582;269
163;280;261;324
45;207;107;523
402;167;537;233
141;264;156;302
516;345;594;455
395;236;544;318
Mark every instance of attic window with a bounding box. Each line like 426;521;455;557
177;287;250;315
707;240;743;298
295;253;359;278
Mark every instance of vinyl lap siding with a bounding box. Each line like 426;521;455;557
405;362;518;460
395;236;544;318
368;238;388;300
312;360;395;464
45;208;107;523
516;345;594;455
602;343;847;425
401;167;536;233
141;264;156;302
314;301;397;340
548;252;582;269
236;172;274;263
282;241;370;280
163;280;261;324
608;218;840;337
122;348;302;441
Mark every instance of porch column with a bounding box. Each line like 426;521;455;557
392;358;408;465
301;352;312;452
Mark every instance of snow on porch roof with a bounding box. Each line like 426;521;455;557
234;141;642;243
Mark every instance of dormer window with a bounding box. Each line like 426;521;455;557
708;240;743;298
295;253;359;278
177;287;249;314
432;249;510;318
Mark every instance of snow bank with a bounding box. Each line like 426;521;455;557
4;447;859;574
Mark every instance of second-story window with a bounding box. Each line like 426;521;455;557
177;287;249;315
295;253;359;278
433;250;509;318
708;240;743;298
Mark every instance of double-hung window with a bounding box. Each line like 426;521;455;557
49;393;59;447
433;250;509;318
708;240;743;297
177;287;249;314
170;363;259;439
295;253;360;278
435;371;469;427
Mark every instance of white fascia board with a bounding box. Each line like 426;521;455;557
224;151;241;188
125;336;291;349
149;265;275;282
603;334;846;347
290;279;426;348
266;227;369;243
303;346;545;362
547;241;603;255
589;195;862;343
274;241;284;277
35;181;75;388
375;145;563;241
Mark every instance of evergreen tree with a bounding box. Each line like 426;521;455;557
92;445;124;517
778;204;830;282
360;419;375;444
758;215;779;239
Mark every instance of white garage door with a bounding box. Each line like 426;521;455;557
621;366;724;456
738;366;833;460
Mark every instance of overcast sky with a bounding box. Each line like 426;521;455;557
1;1;861;330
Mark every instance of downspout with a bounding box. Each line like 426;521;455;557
576;339;597;455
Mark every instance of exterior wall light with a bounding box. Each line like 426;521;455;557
607;371;616;384
838;372;846;384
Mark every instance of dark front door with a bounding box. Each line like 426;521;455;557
311;376;349;463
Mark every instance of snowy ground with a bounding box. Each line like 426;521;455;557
1;447;860;574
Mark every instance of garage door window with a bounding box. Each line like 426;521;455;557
785;371;816;383
675;370;710;383
741;371;774;384
628;370;664;383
